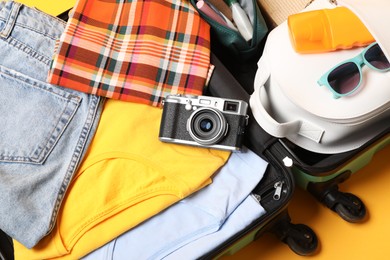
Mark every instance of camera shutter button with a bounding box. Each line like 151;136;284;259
185;99;192;110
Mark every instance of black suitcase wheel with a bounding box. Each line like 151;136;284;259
284;223;318;256
318;185;367;223
333;192;366;223
270;213;318;256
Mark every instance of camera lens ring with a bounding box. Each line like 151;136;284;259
187;107;228;146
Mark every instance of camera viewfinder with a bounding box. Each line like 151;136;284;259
224;101;239;112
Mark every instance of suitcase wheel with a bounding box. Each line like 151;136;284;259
332;192;367;223
283;223;318;256
271;213;318;256
308;177;367;223
321;185;367;222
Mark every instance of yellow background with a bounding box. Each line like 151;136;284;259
14;1;390;259
16;0;75;16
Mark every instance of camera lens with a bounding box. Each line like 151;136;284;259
187;107;228;146
199;119;213;132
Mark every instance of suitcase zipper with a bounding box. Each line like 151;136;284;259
252;180;284;203
273;181;284;200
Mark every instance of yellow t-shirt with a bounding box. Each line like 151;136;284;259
14;99;230;259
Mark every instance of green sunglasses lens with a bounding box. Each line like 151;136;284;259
327;61;360;95
365;43;390;70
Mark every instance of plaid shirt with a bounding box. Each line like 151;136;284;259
48;0;211;106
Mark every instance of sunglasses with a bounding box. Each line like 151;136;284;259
317;42;390;99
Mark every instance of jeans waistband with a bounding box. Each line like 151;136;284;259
0;0;65;41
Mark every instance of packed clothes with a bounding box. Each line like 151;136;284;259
82;148;267;260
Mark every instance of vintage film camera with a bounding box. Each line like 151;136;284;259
159;95;249;151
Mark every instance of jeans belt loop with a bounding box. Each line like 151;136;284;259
0;1;21;39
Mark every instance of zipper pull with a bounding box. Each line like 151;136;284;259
273;181;283;200
251;193;262;203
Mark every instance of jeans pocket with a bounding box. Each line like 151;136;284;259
0;66;81;164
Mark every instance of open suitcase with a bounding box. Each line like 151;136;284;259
207;49;388;258
202;5;390;258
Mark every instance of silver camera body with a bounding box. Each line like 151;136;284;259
159;95;249;151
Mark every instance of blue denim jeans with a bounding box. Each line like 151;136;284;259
0;1;103;248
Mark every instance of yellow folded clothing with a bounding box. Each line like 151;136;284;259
14;99;230;260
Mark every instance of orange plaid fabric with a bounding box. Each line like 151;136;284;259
48;0;211;106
